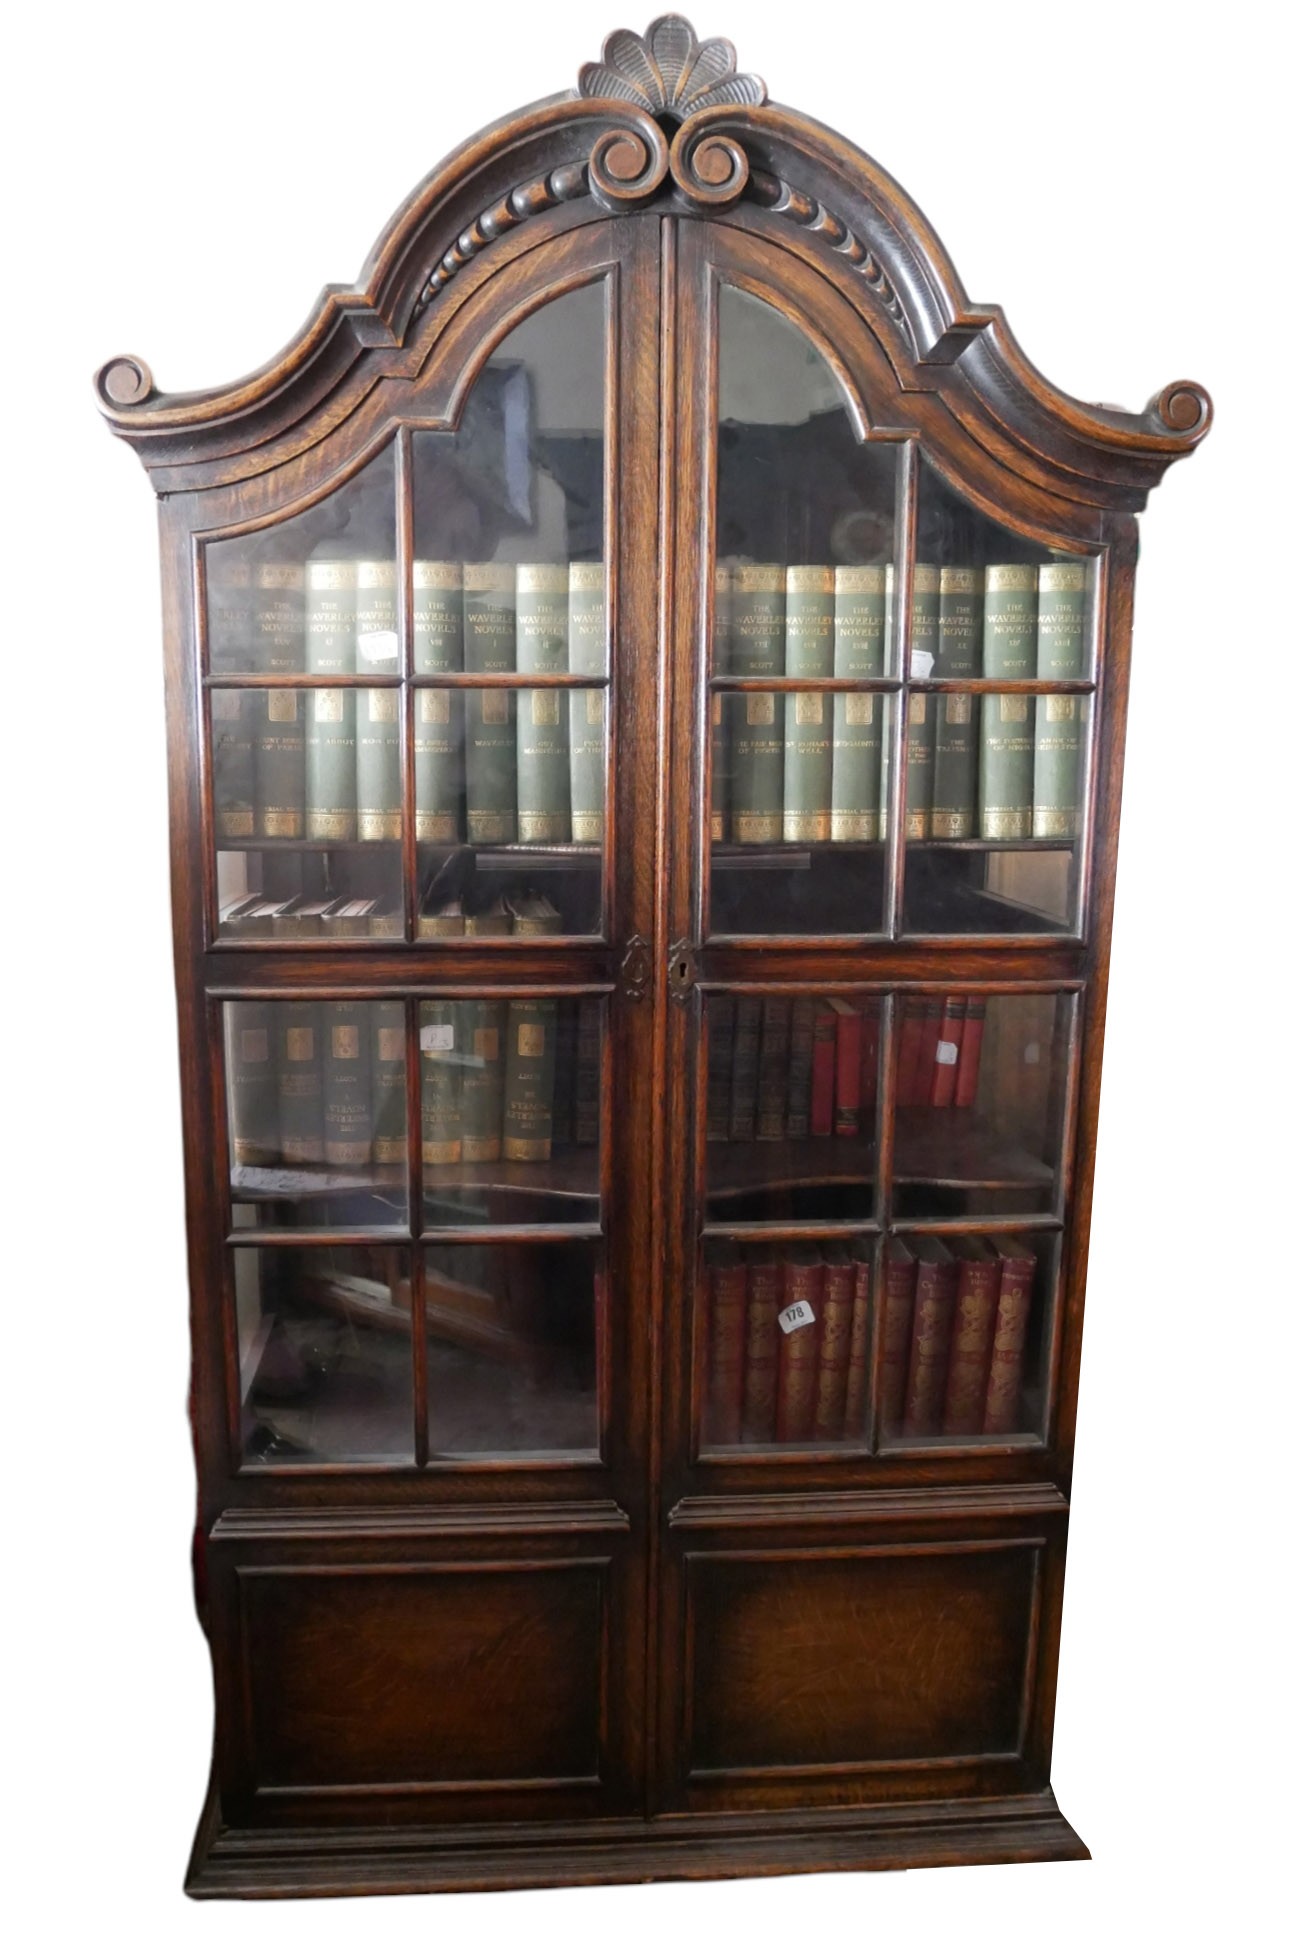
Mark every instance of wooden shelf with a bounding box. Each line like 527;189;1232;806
232;1152;599;1206
706;1113;1052;1200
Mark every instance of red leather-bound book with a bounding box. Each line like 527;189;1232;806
982;1236;1037;1435
810;1001;837;1137
859;995;882;1112
955;996;987;1109
878;1236;918;1439
916;996;944;1107
940;1236;1001;1435
740;1248;782;1444
812;1248;856;1441
896;994;928;1107
704;1244;748;1445
775;1251;824;1442
842;1244;873;1439
830;999;862;1137
901;1237;959;1437
930;995;967;1108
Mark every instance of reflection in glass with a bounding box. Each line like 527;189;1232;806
235;1245;412;1464
425;1240;600;1455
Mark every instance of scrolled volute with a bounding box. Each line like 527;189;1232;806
668;119;750;207
587;110;671;209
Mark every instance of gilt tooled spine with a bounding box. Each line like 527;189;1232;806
727;565;784;844
812;1250;857;1442
226;1000;278;1167
370;1001;407;1166
831;564;887;842
980;565;1037;839
419;1001;462;1166
414;561;463;842
1033;561;1088;839
305;559;358;842
322;999;373;1168
463;563;517;843
458;1000;506;1164
941;1242;1002;1436
503;999;558;1162
905;563;940;839
276;999;324;1166
568;563;607;844
355;562;401;841
515;565;571;843
775;1253;824;1444
782;566;835;843
931;565;981;839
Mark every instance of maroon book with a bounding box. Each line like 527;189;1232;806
775;1252;824;1442
955;996;987;1109
859;995;882;1113
810;1001;837;1137
812;1249;856;1441
940;1236;1001;1435
830;999;862;1137
982;1236;1037;1435
705;1246;748;1445
878;1236;918;1438
930;995;967;1108
842;1245;873;1440
740;1249;782;1444
916;996;944;1108
901;1238;959;1437
896;994;928;1107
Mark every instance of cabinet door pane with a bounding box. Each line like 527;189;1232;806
235;1245;412;1465
412;283;608;940
710;285;897;939
425;1240;601;1457
902;460;1096;936
225;999;409;1232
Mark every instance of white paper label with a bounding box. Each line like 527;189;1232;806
1024;1041;1041;1065
778;1300;817;1335
420;1022;454;1052
358;630;399;665
936;1039;959;1066
910;648;935;678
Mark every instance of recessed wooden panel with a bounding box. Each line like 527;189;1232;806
686;1544;1037;1775
240;1561;605;1790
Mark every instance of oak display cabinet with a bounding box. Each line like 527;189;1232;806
96;13;1210;1898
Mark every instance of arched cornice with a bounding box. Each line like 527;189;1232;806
95;14;1210;504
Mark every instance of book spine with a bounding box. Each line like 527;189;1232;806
980;565;1037;840
833;1002;863;1137
419;1001;462;1165
955;997;986;1109
775;1255;824;1443
574;998;602;1147
755;998;792;1140
842;1248;873;1438
1033;561;1089;839
503;999;558;1161
728;995;762;1141
785;997;816;1139
208;556;257;672
931;565;981;838
878;1246;917;1438
783;565;835;842
211;688;256;841
322;999;373;1167
810;1001;837;1137
859;996;882;1112
896;994;928;1108
930;995;966;1108
459;1000;506;1164
414;561;464;842
305;559;358;842
226;1000;277;1166
902;1256;959;1437
276;1000;324;1166
705;1251;748;1445
516;564;571;842
812;1253;856;1441
983;1249;1036;1435
568;562;606;843
705;995;735;1142
831;564;887;841
355;562;401;841
905;564;940;839
463;563;517;843
916;996;944;1107
370;1001;406;1165
740;1254;781;1444
942;1249;1003;1436
253;561;305;675
728;565;785;843
254;686;306;840
710;566;730;841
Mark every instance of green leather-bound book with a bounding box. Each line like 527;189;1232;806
226;1000;277;1166
463;562;517;843
710;565;731;842
370;1001;407;1166
728;565;785;844
305;558;357;843
831;564;887;843
355;561;401;841
253;561;305;674
419;1001;462;1165
208;553;257;672
568;562;606;844
276;1000;324;1166
981;565;1038;839
905;563;940;840
322;999;373;1167
458;1000;507;1163
254;688;305;840
1034;560;1089;839
503;999;558;1162
516;564;571;843
414;561;464;843
783;565;835;843
931;565;981;840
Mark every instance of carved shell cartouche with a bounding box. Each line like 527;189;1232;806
579;13;766;121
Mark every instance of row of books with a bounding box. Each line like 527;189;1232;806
707;993;987;1143
220;890;567;940
211;559;605;849
702;1232;1038;1447
713;559;1088;846
226;990;599;1175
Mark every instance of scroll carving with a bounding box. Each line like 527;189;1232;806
579;13;766;121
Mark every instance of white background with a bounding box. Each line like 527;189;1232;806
6;0;1294;1943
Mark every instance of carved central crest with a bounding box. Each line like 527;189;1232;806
578;13;766;121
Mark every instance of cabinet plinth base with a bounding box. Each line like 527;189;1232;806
186;1787;1088;1899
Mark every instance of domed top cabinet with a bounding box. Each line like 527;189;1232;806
97;13;1209;1899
